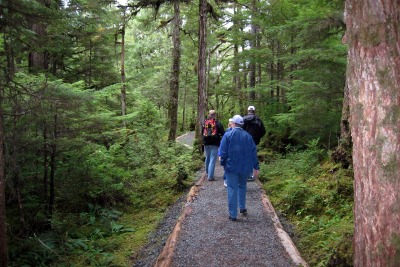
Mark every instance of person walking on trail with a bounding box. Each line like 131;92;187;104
219;118;234;187
243;105;266;181
219;115;260;221
202;110;225;181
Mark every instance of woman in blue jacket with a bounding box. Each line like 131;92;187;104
219;115;260;221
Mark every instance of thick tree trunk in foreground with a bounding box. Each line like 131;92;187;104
168;0;181;142
196;0;207;154
344;1;400;266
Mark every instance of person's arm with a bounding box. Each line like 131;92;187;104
217;121;225;138
259;118;266;138
249;136;260;176
219;134;228;166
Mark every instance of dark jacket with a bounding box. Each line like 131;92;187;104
242;114;266;145
201;117;225;147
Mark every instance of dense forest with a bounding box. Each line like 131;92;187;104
1;0;399;266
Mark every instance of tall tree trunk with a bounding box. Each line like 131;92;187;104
332;82;352;168
234;43;243;109
49;114;57;216
276;40;281;101
270;38;275;99
344;1;400;266
28;0;62;73
4;33;15;82
248;0;258;101
12;111;25;231
29;20;48;72
168;0;181;142
233;4;243;110
181;82;187;133
89;40;93;87
0;85;7;267
120;16;127;128
43;124;49;206
196;0;208;154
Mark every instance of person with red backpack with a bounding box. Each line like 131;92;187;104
202;110;225;181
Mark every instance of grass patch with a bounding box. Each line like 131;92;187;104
260;147;354;266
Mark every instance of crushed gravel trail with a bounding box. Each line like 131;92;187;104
132;133;308;267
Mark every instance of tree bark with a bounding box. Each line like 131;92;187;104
196;0;208;154
49;114;57;216
233;4;243;110
43;124;49;206
0;86;7;267
120;15;127;128
249;0;257;101
168;0;181;142
11;111;25;231
332;82;352;168
344;1;400;266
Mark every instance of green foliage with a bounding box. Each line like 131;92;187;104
6;69;198;266
261;146;354;266
3;0;350;266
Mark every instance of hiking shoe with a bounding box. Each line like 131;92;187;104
247;175;255;182
208;177;215;181
229;216;237;222
240;209;247;215
223;180;227;187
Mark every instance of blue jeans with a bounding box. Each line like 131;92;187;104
225;172;247;218
204;145;219;180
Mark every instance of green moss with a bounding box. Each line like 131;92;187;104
377;68;391;90
382;154;398;182
390;233;400;266
111;210;164;266
359;23;383;47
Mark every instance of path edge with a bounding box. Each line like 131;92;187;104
256;179;309;267
153;172;207;267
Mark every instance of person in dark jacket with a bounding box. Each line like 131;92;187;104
219;115;259;221
243;105;266;146
201;110;225;181
243;105;266;181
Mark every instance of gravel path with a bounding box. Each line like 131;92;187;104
175;132;195;148
132;133;307;267
165;164;298;267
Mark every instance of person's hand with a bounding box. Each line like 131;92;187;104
219;156;221;161
253;169;260;178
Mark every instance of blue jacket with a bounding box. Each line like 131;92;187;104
219;127;259;174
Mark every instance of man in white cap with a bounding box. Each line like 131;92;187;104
219;115;260;221
243;105;266;181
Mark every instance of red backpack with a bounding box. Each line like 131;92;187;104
203;118;217;137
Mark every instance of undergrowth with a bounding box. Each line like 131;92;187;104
8;141;203;267
259;140;354;267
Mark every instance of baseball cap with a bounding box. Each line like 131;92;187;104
248;106;255;111
231;115;244;125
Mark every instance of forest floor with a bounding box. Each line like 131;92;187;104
132;132;308;267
